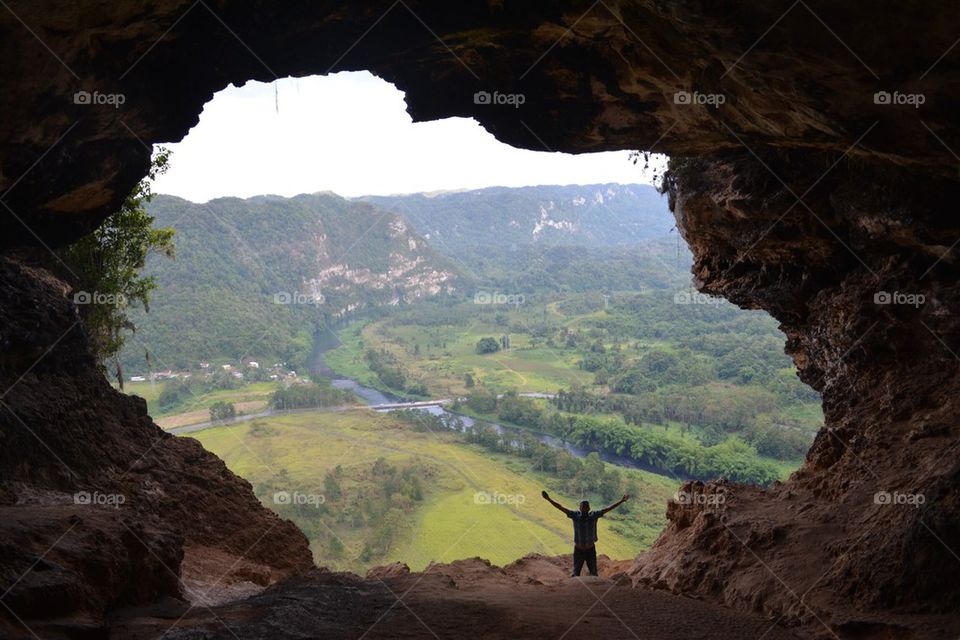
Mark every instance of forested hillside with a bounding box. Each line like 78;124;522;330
120;193;461;373
361;183;670;252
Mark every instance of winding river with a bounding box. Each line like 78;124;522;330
310;329;685;481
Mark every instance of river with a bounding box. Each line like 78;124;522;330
310;328;686;481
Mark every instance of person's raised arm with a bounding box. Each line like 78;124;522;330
599;494;630;515
541;490;569;513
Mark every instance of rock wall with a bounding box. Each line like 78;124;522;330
0;256;312;635
630;153;960;634
2;1;959;637
2;1;958;247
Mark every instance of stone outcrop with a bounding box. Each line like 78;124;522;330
2;1;958;247
0;257;312;637
628;152;960;634
2;1;959;638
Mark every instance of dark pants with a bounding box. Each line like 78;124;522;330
572;545;598;576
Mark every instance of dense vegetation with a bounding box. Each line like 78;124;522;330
209;401;237;421
391;409;643;503
454;391;781;485
326;286;820;483
362;183;671;252
119;193;461;375
269;381;356;409
131;183;820;496
53;149;175;380
260;451;430;563
119;185;679;374
191;410;677;572
156;371;244;411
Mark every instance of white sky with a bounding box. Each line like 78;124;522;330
154;72;666;201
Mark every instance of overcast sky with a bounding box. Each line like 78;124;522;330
153;72;666;201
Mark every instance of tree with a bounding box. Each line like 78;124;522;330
55;148;175;382
465;387;498;414
324;471;343;501
209;401;236;421
475;337;500;354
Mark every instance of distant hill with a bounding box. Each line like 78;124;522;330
120;193;461;373
360;183;672;252
364;183;690;292
121;184;683;374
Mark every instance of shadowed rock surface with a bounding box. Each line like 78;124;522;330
1;2;959;638
109;559;805;640
0;257;313;638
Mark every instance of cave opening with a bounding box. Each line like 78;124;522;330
112;71;822;580
3;3;958;638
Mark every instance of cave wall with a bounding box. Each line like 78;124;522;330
2;1;958;247
0;256;313;635
2;0;959;636
629;153;960;634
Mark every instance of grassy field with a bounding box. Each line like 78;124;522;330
326;321;594;397
123;380;278;426
188;409;678;574
322;327;383;389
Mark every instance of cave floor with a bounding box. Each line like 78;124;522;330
108;568;801;640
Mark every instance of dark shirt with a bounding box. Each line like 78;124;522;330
566;509;603;545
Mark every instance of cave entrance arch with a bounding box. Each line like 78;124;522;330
1;2;958;637
121;71;822;577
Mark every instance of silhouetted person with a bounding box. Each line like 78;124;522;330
542;490;630;577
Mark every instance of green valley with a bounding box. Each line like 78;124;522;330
189;409;677;573
117;182;823;572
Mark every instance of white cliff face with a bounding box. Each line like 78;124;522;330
532;203;577;238
300;214;456;312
